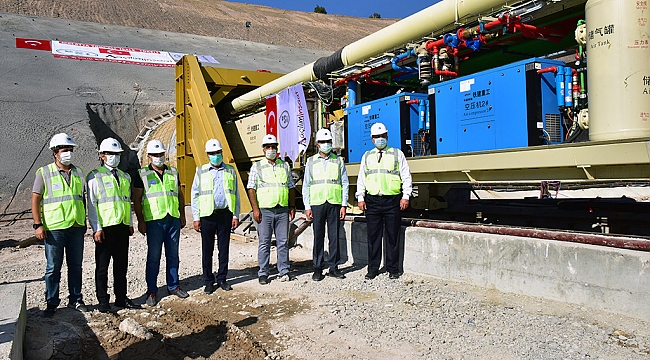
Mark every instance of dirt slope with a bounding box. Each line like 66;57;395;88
0;0;397;51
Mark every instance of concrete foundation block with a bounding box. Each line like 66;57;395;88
0;283;27;360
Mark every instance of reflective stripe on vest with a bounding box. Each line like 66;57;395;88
89;167;131;227
39;163;85;230
138;166;180;221
254;159;289;208
364;147;401;196
196;164;237;216
306;154;342;206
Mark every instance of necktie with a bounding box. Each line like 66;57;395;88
111;168;120;185
378;150;383;163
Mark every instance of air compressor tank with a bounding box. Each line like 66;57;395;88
586;0;650;141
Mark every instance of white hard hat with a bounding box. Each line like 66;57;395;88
261;134;278;146
205;139;222;152
316;128;333;142
370;122;388;136
99;137;124;153
49;133;77;150
146;139;166;154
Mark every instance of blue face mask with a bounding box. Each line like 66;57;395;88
209;154;222;166
374;137;387;150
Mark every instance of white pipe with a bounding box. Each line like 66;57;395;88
230;0;513;113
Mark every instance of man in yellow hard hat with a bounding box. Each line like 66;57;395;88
31;133;87;317
303;128;349;281
133;139;188;307
247;134;296;285
87;138;140;312
190;139;240;294
356;122;412;280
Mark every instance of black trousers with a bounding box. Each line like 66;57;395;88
311;201;341;271
95;223;130;304
365;194;402;275
201;209;232;285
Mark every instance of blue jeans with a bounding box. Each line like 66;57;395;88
44;226;85;306
145;215;181;293
256;207;290;277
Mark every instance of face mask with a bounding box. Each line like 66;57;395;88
209;154;222;166
265;149;277;160
319;143;332;154
374;137;387;150
151;156;165;167
59;151;73;165
105;154;120;168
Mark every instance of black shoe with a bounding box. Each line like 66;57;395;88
146;292;157;307
115;298;141;310
68;300;88;312
365;272;378;280
258;275;269;285
168;287;189;299
44;305;56;318
217;281;232;291
312;270;325;282
389;272;401;280
328;269;346;279
204;283;216;294
97;302;111;313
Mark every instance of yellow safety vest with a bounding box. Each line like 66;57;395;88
88;167;131;227
196;163;237;216
138;166;180;222
363;147;402;196
306;153;343;206
254;159;290;209
38;163;85;231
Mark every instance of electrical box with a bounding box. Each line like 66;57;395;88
428;58;565;155
345;92;429;162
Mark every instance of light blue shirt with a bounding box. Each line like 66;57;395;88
302;152;349;210
190;163;240;221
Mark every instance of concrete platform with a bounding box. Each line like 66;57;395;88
296;221;650;322
0;283;27;360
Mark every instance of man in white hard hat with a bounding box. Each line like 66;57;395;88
246;134;297;284
190;139;240;294
133;139;188;307
356;122;412;280
31;133;88;317
87;138;141;312
303;128;349;281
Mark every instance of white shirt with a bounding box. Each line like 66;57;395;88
355;147;413;202
190;163;241;221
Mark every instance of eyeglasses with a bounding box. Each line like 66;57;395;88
263;145;278;150
317;141;333;144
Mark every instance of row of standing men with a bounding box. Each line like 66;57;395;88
31;122;411;317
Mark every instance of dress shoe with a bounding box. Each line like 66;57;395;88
168;287;189;299
327;268;346;279
259;275;269;285
115;298;141;309
204;283;216;294
146;292;157;307
97;302;111;313
217;281;232;291
43;305;56;318
312;270;325;282
364;272;378;280
68;300;88;312
389;272;401;280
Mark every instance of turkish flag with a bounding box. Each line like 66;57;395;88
99;48;131;56
265;95;277;137
15;38;51;51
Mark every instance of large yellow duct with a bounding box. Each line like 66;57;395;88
230;0;513;113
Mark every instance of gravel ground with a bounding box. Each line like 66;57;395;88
1;213;650;359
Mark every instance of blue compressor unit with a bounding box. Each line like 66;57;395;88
428;58;565;155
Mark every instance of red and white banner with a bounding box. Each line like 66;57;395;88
265;95;278;137
51;41;176;67
15;38;51;51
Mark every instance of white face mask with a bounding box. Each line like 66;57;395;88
151;156;165;167
374;137;387;150
319;143;332;154
105;154;120;168
265;149;277;160
58;151;73;165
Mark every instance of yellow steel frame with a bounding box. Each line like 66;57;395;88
175;55;283;211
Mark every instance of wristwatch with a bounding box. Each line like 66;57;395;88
33;223;43;230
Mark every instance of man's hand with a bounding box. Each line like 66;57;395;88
137;222;146;235
339;206;347;220
253;209;262;223
94;230;105;244
129;226;134;236
358;201;366;212
305;209;313;221
193;220;201;232
232;218;240;229
35;227;46;241
400;199;410;211
180;216;186;228
289;207;296;221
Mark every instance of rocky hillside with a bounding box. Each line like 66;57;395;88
0;0;397;51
